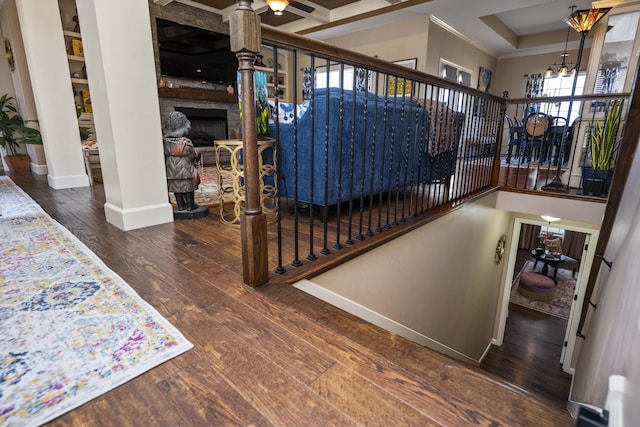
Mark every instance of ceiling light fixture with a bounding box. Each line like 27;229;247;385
565;7;612;34
541;215;561;223
545;26;575;78
266;0;288;15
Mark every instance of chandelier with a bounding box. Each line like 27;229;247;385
545;27;575;78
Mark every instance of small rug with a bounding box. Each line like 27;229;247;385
0;176;193;426
168;165;234;208
510;260;575;320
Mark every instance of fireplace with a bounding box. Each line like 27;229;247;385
174;107;228;147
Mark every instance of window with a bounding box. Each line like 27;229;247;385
594;11;640;95
541;72;586;124
439;59;473;87
314;64;355;90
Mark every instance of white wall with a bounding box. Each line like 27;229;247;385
494;47;590;99
296;192;511;363
0;0;47;174
323;14;430;73
570;129;640;421
426;22;496;91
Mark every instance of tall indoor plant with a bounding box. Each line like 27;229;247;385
0;94;42;171
582;99;621;196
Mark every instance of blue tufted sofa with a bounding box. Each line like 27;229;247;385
270;88;463;207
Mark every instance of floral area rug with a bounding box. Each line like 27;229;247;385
0;176;193;426
168;165;234;208
510;260;576;320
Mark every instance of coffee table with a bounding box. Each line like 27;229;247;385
530;249;566;282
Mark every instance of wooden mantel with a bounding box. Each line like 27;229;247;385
158;87;238;103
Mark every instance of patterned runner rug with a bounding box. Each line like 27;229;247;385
0;176;193;426
510;260;575;320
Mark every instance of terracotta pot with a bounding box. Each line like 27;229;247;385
4;154;31;172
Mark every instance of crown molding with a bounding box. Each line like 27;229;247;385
429;15;494;57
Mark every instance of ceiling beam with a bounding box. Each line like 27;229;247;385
480;14;518;49
296;0;432;35
153;0;175;6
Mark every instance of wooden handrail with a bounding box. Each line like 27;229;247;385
260;25;500;102
505;92;630;106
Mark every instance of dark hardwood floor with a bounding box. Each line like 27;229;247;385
4;171;574;426
482;249;572;408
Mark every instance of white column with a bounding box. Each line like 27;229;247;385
15;0;89;187
75;0;173;230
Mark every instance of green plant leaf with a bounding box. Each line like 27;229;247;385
588;99;621;170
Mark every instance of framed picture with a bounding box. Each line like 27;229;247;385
477;66;492;92
476;66;492;116
394;58;417;70
387;58;417;95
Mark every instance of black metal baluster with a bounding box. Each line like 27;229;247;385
367;72;380;236
345;68;357;245
357;68;369;241
451;90;466;200
469;90;482;195
387;81;399;227
396;79;407;223
333;63;345;250
321;57;331;255
273;45;286;274
376;77;389;233
290;52;302;268
415;82;428;215
403;81;416;219
424;86;437;211
307;55;317;261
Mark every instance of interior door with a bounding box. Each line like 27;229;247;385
560;233;598;374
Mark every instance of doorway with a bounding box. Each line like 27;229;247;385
483;217;599;402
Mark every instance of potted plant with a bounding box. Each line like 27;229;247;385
582;99;621;196
77;107;93;141
0;94;42;172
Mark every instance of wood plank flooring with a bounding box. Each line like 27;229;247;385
4;171;574;426
481;249;573;408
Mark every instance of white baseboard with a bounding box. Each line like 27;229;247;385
478;341;494;364
294;279;483;366
30;162;48;175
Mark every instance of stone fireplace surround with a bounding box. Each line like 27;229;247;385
150;1;241;165
158;97;239;166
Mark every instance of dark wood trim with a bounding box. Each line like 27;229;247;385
498;186;608;203
506;92;630;106
231;1;269;287
296;0;433;36
578;71;640;334
272;186;499;285
158;87;238;103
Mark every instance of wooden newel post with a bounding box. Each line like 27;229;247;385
230;0;269;287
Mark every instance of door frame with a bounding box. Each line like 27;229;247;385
494;216;599;374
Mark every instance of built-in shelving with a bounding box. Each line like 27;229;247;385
257;46;290;101
60;0;96;143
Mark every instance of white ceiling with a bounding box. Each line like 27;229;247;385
182;0;631;57
295;0;596;56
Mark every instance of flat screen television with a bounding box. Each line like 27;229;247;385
156;18;238;85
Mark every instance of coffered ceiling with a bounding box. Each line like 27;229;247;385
160;0;636;57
